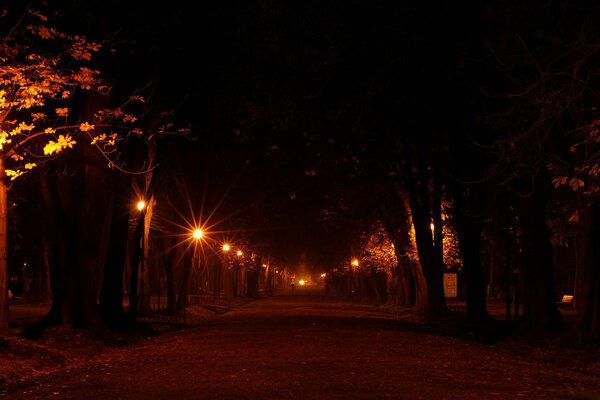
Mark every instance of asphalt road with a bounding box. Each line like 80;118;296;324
3;295;599;399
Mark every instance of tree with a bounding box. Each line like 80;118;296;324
0;2;144;336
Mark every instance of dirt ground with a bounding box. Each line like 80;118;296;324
1;295;599;399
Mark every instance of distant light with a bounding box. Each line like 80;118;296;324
237;250;243;257
262;264;267;268
223;244;230;251
561;295;574;304
137;200;146;211
298;280;305;285
351;259;359;267
430;223;435;231
193;229;203;239
320;273;326;277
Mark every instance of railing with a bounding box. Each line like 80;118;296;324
189;293;231;313
134;303;188;324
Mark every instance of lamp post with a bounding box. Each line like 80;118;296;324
137;200;147;312
128;199;146;322
193;229;203;294
217;243;230;299
350;258;359;296
233;249;242;297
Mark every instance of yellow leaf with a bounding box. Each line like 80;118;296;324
43;134;76;155
25;163;37;170
5;169;23;180
79;122;94;132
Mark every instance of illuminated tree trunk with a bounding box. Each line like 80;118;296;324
379;189;424;307
403;150;448;318
0;158;9;338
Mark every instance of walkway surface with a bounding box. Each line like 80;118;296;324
1;295;599;399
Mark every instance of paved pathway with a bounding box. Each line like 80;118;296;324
3;295;599;399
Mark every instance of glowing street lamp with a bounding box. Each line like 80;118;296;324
193;229;203;240
137;200;146;211
351;259;359;268
222;243;230;252
237;250;243;257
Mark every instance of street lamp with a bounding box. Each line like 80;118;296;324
237;250;243;257
222;243;230;252
130;198;147;320
191;228;204;297
351;259;359;268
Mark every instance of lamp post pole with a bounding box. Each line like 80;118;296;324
137;201;147;313
193;229;203;301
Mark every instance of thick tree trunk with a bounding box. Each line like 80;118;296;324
99;173;131;326
404;152;447;318
40;160;108;332
0;158;9;338
575;203;600;341
380;190;419;306
519;171;562;331
452;185;490;321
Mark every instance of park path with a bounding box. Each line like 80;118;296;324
2;295;599;399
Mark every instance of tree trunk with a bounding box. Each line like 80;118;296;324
519;171;562;331
0;158;9;338
452;185;490;321
40;159;108;332
575;202;600;341
404;154;447;318
99;173;131;326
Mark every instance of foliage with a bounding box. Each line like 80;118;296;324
0;3;144;178
359;221;395;273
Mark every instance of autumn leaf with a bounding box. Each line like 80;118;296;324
569;177;585;190
5;169;23;180
568;212;579;223
55;108;70;117
43;134;76;155
79;122;94;132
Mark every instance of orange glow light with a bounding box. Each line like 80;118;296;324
237;250;243;256
137;200;146;211
351;259;359;267
223;244;230;251
193;229;203;239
